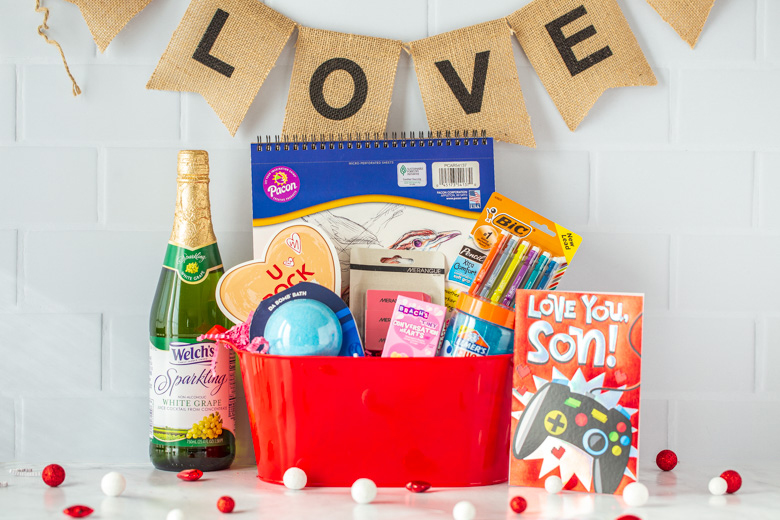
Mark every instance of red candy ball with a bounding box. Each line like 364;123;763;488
177;469;203;481
720;470;742;494
63;505;93;518
509;496;527;513
615;516;642;520
656;450;677;471
405;480;431;493
42;464;66;487
217;496;235;513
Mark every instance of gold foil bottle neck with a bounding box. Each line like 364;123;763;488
170;150;217;249
177;150;210;181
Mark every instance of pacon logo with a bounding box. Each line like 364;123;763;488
492;213;533;238
263;166;300;203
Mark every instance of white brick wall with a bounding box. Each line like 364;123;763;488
758;153;780;227
0;147;98;225
0;66;15;142
0;230;16;308
1;0;778;468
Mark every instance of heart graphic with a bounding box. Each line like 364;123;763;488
216;225;340;323
551;447;565;460
285;232;302;255
516;364;531;378
614;370;627;385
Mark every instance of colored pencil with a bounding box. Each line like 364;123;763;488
479;235;519;299
489;241;530;303
501;246;539;307
523;252;551;290
469;232;509;296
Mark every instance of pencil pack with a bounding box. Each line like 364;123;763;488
446;192;582;309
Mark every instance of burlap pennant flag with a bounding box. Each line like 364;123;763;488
508;0;656;131
282;27;402;138
67;0;154;52
409;20;535;147
645;0;715;48
147;0;295;136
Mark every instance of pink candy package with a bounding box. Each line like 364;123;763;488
381;296;447;358
365;290;431;353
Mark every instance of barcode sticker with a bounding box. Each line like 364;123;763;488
432;161;480;189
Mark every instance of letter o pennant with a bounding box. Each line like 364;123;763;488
309;58;369;121
283;27;403;138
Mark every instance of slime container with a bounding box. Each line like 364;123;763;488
440;293;514;357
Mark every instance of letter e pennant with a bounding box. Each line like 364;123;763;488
147;0;295;136
508;0;656;131
410;20;535;147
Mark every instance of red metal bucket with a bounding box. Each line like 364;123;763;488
236;352;513;487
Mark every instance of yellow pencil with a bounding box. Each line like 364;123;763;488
489;240;530;303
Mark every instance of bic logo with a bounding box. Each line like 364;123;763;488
493;213;532;238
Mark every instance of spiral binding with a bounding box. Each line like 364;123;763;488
256;130;488;152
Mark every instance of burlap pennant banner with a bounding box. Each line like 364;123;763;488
282;27;402;138
67;0;154;52
409;20;535;147
147;0;295;136
645;0;715;49
508;0;656;131
52;0;717;139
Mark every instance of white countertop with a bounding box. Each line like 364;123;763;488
1;463;778;519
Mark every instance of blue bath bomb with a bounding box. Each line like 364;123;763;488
264;299;342;356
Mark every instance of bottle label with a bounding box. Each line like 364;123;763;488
162;243;223;284
149;337;235;448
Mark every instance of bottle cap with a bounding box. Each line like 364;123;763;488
454;292;515;329
177;150;210;181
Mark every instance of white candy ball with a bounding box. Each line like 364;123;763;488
166;509;185;520
351;478;377;504
544;475;563;494
100;471;126;497
709;476;728;496
623;482;649;507
283;467;307;490
452;500;476;520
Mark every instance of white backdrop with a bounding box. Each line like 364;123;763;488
1;0;778;467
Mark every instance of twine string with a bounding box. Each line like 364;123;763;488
34;0;82;96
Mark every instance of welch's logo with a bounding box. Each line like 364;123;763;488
169;342;214;366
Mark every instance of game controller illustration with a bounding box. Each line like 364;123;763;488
512;382;633;494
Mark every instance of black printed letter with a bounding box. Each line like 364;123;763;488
192;9;235;78
434;51;490;115
545;5;612;77
309;58;368;121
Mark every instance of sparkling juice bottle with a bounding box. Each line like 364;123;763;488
148;150;235;471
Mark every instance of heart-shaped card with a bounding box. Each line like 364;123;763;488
216;224;340;323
